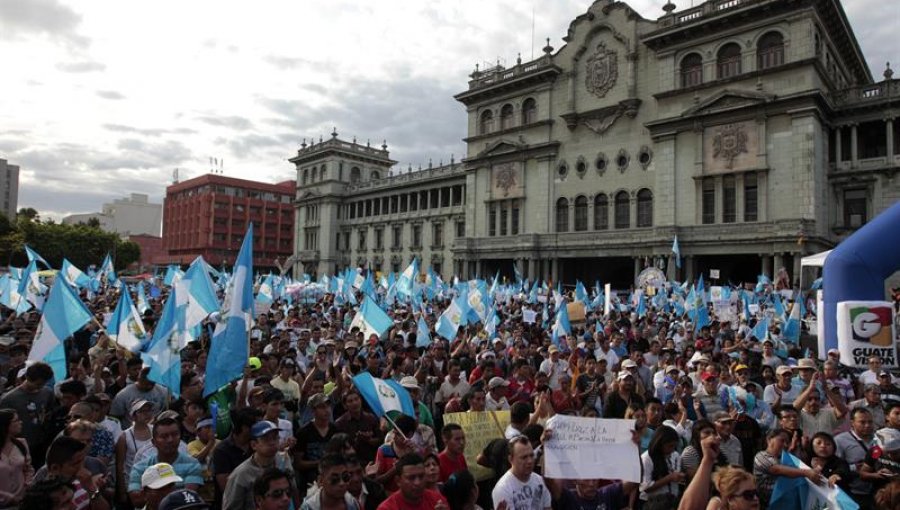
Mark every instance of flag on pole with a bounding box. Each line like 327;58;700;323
435;298;463;341
204;225;254;396
416;315;431;348
395;258;418;298
25;245;51;268
782;298;804;344
107;288;147;352
552;301;571;347
0;274;31;313
136;281;150;314
751;317;769;341
18;260;46;310
61;259;91;288
349;296;393;339
27;276;93;381
143;288;183;397
351;372;415;418
671;236;682;269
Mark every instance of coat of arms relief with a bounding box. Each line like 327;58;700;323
585;41;618;98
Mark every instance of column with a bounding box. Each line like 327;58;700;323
551;258;559;284
887;118;895;161
835;126;843;165
568;197;575;232
633;257;641;283
685;256;694;283
850;124;859;168
774;253;784;274
507;201;513;235
792;253;802;287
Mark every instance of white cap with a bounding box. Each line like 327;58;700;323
141;463;183;489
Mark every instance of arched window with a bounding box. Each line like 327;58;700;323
302;169;308;185
574;196;588;231
350;166;361;184
500;104;514;130
371;171;380;180
680;53;703;88
636;189;653;227
319;165;326;181
480;110;494;135
594;193;608;230
522;98;537;124
757;32;784;70
555;197;569;233
614;191;630;229
717;43;742;79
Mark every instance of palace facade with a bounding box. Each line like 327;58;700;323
292;0;899;288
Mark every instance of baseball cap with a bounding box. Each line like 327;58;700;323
308;393;330;408
617;371;634;381
548;345;559;354
700;371;718;382
250;421;281;439
733;364;749;373
159;489;210;510
776;365;794;376
797;358;817;370
247;357;262;371
141;463;183;489
827;348;840;357
197;418;213;429
345;341;359;350
130;400;153;416
711;411;734;423
399;376;421;391
665;365;680;374
488;377;510;390
621;359;637;369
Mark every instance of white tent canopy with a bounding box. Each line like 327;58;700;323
801;249;832;268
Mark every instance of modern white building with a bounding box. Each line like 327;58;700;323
0;159;19;221
64;193;162;236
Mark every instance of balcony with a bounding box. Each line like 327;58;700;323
832;79;900;108
297;250;319;261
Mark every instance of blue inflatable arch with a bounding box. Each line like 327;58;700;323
823;201;900;353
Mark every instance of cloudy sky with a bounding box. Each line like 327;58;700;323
1;0;894;221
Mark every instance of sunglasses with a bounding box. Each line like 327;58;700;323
732;489;759;501
266;488;291;499
328;471;352;485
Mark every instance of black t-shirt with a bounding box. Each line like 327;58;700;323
294;422;336;484
211;436;250;507
603;392;644;419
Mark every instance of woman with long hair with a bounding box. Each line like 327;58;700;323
441;469;482;510
640;425;684;510
423;453;442;491
0;409;32;507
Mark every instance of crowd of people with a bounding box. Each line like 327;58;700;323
0;272;899;510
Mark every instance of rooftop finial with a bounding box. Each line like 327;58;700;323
662;1;676;14
885;62;894;81
352;136;357;144
543;38;553;55
301;138;307;149
331;127;338;138
319;134;323;143
367;139;371;148
429;158;433;169
517;53;522;65
451;154;455;165
381;140;388;151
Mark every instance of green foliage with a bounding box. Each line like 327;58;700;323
16;207;39;222
4;210;141;271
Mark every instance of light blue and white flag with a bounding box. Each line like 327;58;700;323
143;288;183;397
436;298;463;341
349;296;393;339
395;258;418;298
351;372;415;418
136;281;150;314
107;288;147;352
671;236;681;269
18;260;46;310
61;259;91;288
782;297;804;344
25;245;51;268
416;315;431;348
769;451;858;510
204;225;254;396
27;276;93;381
552;301;571;347
751;317;769;341
0;274;30;313
178;257;221;344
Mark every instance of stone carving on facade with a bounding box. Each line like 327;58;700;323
585;41;618;98
712;123;749;169
493;163;517;197
583;109;624;135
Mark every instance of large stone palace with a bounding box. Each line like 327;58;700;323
291;0;899;288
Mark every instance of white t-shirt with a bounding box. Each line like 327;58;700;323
763;383;802;406
539;359;569;390
492;471;552;510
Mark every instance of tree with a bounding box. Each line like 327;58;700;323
86;217;102;229
17;207;39;223
115;240;141;270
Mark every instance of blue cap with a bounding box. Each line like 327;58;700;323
159;490;209;510
250;420;281;439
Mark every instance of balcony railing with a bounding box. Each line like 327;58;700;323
832;79;900;106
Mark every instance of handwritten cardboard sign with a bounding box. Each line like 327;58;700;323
443;410;510;481
543;415;641;482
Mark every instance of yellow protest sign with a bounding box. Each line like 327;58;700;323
443;410;510;481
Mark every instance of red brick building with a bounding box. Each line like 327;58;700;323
126;234;165;271
161;174;295;269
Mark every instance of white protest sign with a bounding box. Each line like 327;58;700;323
604;283;612;317
523;309;537;324
544;416;641;482
709;269;720;279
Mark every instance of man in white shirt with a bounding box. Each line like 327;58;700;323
859;355;895;386
492;436;552;510
539;346;569;391
435;360;471;407
486;377;511;411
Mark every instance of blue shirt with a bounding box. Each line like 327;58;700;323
128;451;203;492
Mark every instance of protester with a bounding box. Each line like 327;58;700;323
492;436;550;510
223;421;298;510
377;453;448;510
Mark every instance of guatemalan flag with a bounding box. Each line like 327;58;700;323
143;286;183;398
204;225;254;396
25;245;51;268
349;296;393;339
769;452;858;510
351;372;415;418
27;276;93;381
435;297;463;341
107;287;147;352
61;259;91;288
